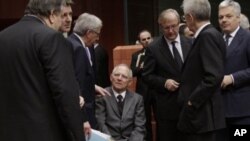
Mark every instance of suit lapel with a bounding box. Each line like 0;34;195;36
122;90;133;119
227;28;244;57
107;87;122;118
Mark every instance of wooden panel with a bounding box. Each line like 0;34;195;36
113;45;143;91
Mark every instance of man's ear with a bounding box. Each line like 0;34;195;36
48;10;57;24
128;78;132;86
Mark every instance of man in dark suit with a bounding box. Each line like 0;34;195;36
96;64;146;141
0;0;85;141
219;0;250;135
177;0;226;141
94;43;111;88
130;29;154;141
142;9;191;141
68;13;109;129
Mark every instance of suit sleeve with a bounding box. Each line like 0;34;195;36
130;53;142;77
189;33;225;109
39;32;85;141
143;47;166;90
95;97;111;134
128;96;146;141
232;36;250;87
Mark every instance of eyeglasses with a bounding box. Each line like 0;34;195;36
141;37;151;41
90;30;101;37
162;24;179;31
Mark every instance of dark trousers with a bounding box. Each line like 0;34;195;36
216;116;250;141
157;119;184;141
183;131;216;141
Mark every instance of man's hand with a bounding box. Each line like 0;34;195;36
221;75;233;89
83;121;91;139
79;96;85;108
164;79;180;92
95;85;111;96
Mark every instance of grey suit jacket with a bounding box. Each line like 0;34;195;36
95;87;146;141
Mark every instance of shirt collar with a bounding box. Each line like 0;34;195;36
194;22;210;38
164;34;181;44
112;87;126;100
74;33;87;48
224;26;240;38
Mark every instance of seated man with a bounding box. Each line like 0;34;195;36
95;64;146;141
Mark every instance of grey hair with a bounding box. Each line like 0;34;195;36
182;0;211;21
158;8;180;24
24;0;66;17
240;13;250;30
112;64;133;79
219;0;241;17
65;0;74;5
73;13;103;36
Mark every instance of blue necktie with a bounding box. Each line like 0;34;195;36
225;34;231;47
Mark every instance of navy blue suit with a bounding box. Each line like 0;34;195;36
222;27;250;120
68;33;97;128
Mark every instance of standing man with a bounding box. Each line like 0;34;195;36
59;0;73;37
68;13;109;129
219;0;250;136
96;64;146;141
0;0;85;141
240;13;250;30
143;9;191;141
130;29;154;141
94;43;111;88
178;0;226;141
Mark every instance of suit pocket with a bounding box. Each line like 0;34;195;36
177;104;201;133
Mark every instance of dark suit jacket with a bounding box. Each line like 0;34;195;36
0;16;84;141
130;48;148;96
177;24;226;133
95;87;146;141
67;33;97;127
222;27;250;117
94;44;110;88
142;35;191;120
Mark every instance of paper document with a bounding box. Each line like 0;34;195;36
86;129;112;141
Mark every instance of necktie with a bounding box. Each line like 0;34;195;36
117;95;123;115
85;47;92;66
171;41;183;69
225;34;231;47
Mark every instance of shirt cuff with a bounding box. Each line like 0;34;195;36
230;74;234;85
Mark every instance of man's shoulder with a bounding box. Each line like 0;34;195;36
127;90;143;100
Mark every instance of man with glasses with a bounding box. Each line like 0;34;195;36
130;29;153;141
177;0;226;141
67;13;110;129
142;9;191;141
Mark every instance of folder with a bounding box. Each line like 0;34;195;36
86;129;113;141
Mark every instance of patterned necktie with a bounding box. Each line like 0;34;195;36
225;34;231;47
117;95;123;115
171;41;183;69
